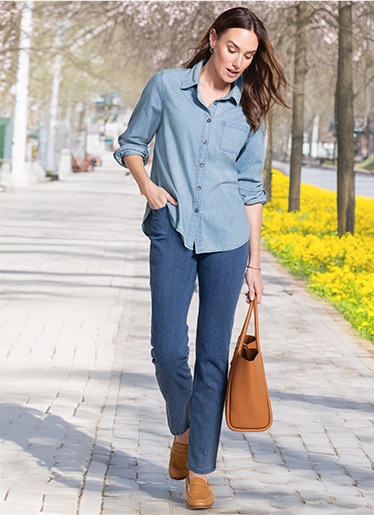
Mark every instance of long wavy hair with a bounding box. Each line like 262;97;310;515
186;7;288;132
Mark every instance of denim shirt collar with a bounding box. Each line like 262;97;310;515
180;59;243;106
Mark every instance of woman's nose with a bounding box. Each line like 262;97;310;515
232;56;242;69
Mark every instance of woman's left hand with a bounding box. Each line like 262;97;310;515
245;268;264;304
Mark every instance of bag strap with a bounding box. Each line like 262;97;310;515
236;296;260;354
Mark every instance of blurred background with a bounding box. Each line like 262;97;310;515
0;0;373;191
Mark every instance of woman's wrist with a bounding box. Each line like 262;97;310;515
139;177;155;197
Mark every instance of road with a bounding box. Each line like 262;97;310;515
273;160;374;198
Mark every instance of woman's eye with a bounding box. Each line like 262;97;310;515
228;48;236;54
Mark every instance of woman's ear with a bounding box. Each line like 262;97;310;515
209;28;218;50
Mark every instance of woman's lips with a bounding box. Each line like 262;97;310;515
226;68;239;77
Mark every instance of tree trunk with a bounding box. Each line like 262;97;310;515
336;2;355;235
11;1;34;188
288;1;307;212
263;110;273;202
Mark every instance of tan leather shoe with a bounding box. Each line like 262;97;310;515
186;476;214;509
169;440;188;480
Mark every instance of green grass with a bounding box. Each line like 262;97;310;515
356;155;374;171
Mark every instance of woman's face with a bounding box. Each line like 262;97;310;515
209;27;258;84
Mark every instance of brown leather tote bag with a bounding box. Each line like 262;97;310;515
225;297;273;432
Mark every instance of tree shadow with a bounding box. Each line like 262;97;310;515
270;389;374;413
0;402;181;504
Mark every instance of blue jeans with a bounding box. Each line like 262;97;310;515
149;207;248;474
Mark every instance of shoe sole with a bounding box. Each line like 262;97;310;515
169;471;189;480
186;501;214;510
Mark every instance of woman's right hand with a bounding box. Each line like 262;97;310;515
122;155;178;209
142;181;178;210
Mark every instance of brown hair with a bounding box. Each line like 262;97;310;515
186;7;288;132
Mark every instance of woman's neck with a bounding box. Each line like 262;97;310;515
198;61;231;106
199;60;230;94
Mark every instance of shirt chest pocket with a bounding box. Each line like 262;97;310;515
219;121;248;156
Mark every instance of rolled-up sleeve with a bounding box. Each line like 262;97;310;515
113;72;163;168
236;123;267;205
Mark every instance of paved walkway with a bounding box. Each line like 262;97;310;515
1;154;373;515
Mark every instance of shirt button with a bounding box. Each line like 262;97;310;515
199;163;204;168
202;139;207;145
197;186;202;191
194;208;199;213
207;118;211;123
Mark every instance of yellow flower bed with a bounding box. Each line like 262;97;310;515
262;170;374;343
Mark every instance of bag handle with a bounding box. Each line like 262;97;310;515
236;296;260;354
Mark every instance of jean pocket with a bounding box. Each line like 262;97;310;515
151;205;168;213
219;121;248;155
149;205;169;238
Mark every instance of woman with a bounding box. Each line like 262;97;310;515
114;7;287;509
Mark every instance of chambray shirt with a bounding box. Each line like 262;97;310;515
114;59;266;253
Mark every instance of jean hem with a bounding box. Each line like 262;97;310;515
187;462;216;475
171;427;190;437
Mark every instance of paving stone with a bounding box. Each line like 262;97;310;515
0;502;42;515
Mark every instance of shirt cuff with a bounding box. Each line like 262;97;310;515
243;189;267;205
113;147;149;168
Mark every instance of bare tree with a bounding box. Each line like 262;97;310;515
263;110;273;201
288;1;308;212
336;1;355;235
0;2;22;113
